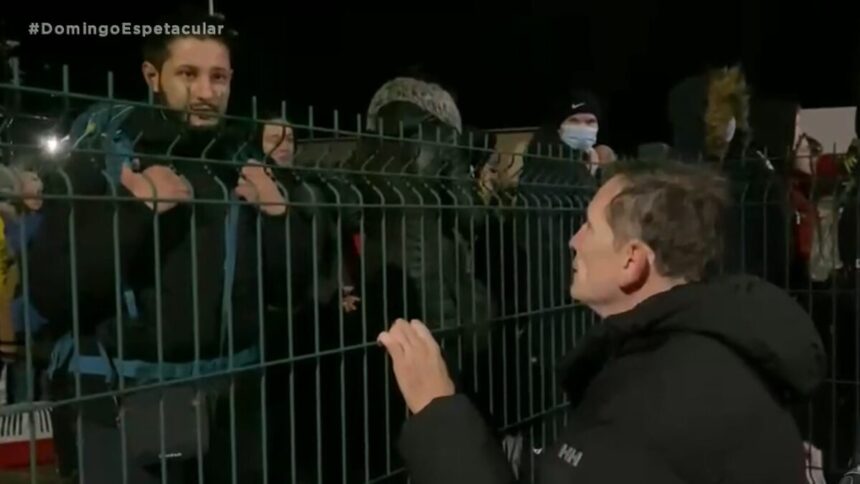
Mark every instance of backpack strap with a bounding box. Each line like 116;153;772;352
68;102;137;184
49;332;261;385
48;200;253;384
48;106;258;384
220;196;240;358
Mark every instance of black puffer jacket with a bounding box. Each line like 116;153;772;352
397;274;826;484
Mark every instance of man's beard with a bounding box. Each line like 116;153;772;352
153;86;223;131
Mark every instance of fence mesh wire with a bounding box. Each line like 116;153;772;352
0;77;856;484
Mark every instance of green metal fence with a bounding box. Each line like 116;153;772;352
0;76;604;484
0;76;857;484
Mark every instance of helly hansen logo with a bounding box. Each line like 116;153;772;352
557;444;583;467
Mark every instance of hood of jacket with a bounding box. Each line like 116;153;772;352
559;274;826;405
747;97;800;169
668;66;751;161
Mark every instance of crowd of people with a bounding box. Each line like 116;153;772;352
0;7;858;484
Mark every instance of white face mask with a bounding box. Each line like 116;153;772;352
560;124;598;151
725;117;737;143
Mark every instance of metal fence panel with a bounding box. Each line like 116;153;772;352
0;77;856;484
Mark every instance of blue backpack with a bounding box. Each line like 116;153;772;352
10;103;133;338
13;102;260;384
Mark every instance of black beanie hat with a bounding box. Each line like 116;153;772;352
556;89;602;124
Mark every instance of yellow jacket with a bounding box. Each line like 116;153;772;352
0;215;19;360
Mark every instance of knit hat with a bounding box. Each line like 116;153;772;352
366;77;462;134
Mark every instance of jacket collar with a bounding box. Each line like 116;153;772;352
556;282;705;405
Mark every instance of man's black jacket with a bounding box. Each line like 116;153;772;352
397;274;827;484
26;107;328;362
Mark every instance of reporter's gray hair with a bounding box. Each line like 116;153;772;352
600;160;731;282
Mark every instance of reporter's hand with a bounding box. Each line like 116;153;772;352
377;318;455;414
120;164;191;213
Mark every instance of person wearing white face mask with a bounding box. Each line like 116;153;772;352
559;102;599;151
560;113;615;175
524;89;615;185
556;91;615;172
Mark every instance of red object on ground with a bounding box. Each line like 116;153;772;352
0;439;55;468
0;407;56;469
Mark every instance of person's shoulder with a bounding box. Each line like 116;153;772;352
38;102;136;193
571;336;780;473
627;332;806;480
586;331;759;420
69;102;137;138
651;331;755;382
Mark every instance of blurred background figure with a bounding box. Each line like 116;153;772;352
0;148;48;407
668;64;751;162
259;114;296;167
526;88;615;180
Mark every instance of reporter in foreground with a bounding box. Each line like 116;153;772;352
378;160;826;484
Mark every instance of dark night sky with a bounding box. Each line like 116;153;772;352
3;0;859;153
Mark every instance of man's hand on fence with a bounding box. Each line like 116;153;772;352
121;164;191;213
236;160;286;216
378;318;455;414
